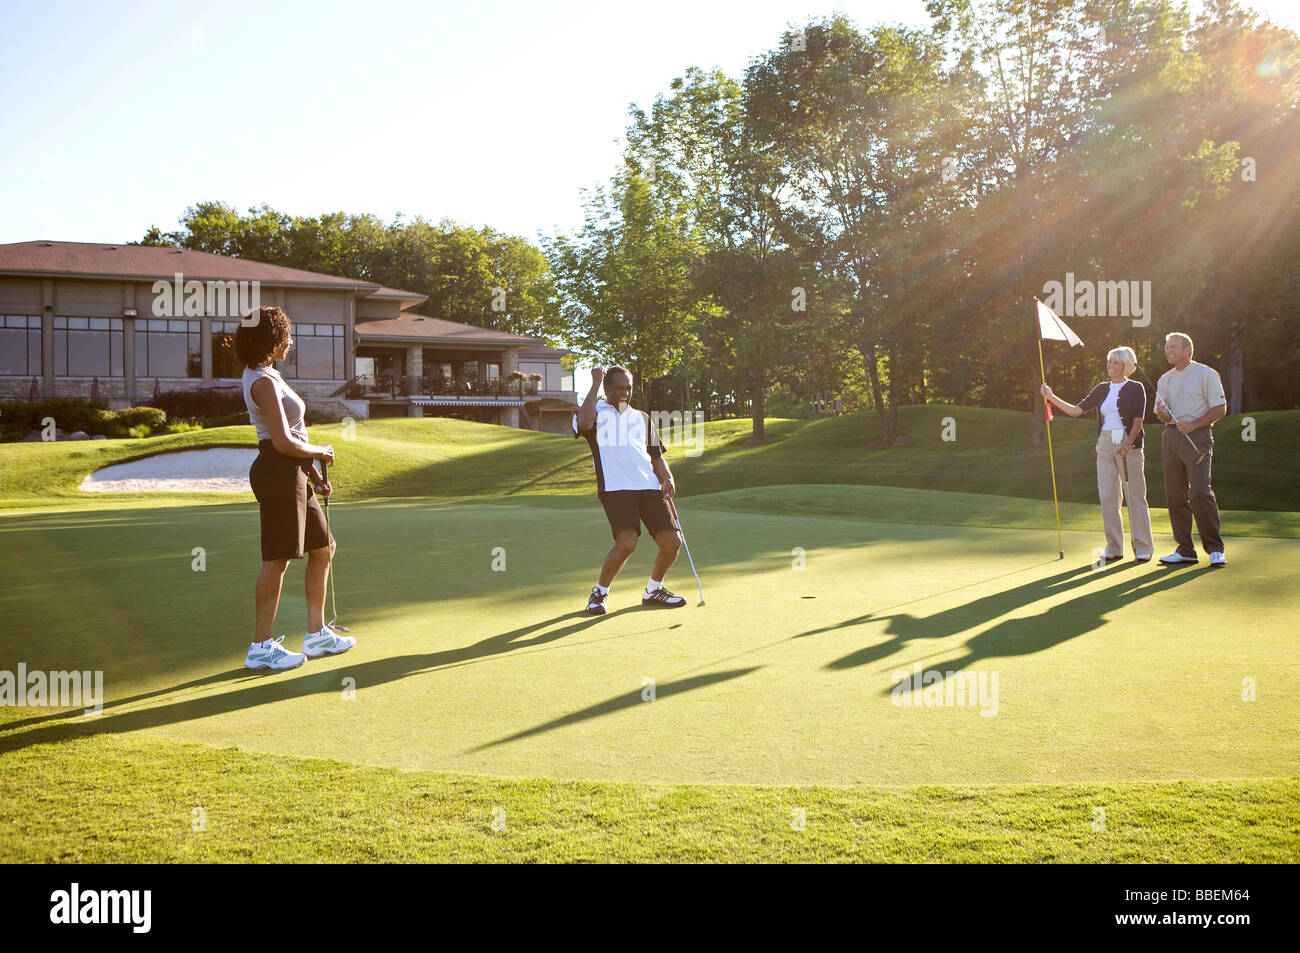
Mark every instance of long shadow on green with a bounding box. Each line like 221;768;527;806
879;565;1207;692
0;609;679;754
469;667;763;751
800;562;1110;668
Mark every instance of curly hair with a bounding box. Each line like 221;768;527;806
234;306;292;369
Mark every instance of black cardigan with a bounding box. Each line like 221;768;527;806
1077;379;1147;449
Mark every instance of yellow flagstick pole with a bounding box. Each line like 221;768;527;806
1037;334;1065;559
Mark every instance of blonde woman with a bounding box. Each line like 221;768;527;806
1041;347;1154;562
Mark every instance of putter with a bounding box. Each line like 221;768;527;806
320;459;350;632
667;497;705;606
1134;363;1206;465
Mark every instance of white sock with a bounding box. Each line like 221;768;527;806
646;577;663;593
595;584;609;595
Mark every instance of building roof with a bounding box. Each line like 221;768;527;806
519;344;573;359
356;313;540;347
0;241;425;300
365;285;428;306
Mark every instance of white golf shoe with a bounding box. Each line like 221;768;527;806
1158;551;1198;565
1209;551;1227;567
244;635;306;671
303;625;356;659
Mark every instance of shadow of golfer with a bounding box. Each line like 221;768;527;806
815;562;1118;671
0;668;255;734
873;562;1205;695
469;666;763;751
0;609;645;754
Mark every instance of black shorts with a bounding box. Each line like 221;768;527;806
249;440;331;561
599;489;675;539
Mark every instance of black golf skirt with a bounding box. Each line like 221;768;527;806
249;440;331;561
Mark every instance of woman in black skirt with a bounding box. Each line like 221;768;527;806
237;306;355;671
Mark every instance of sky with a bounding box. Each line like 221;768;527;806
5;0;1295;253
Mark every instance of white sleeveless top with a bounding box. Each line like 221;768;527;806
242;365;308;442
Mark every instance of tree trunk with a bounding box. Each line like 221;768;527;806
885;349;900;443
863;342;886;441
751;372;765;441
1227;316;1245;415
1029;360;1045;445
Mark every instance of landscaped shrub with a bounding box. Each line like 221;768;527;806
74;406;166;438
115;406;167;430
165;419;205;434
149;389;246;422
201;411;252;429
0;398;109;437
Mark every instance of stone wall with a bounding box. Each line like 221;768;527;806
0;377;351;414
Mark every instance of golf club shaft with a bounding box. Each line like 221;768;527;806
667;498;705;605
322;459;339;625
1135;364;1205;463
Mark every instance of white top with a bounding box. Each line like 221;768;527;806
572;401;664;494
1156;360;1227;423
1100;381;1125;431
242;365;308;443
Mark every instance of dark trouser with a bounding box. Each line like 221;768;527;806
1161;426;1223;556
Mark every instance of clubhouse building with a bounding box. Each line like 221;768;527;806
0;241;576;431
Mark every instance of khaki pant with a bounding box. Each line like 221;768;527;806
1096;431;1154;559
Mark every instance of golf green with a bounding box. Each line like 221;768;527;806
2;491;1295;788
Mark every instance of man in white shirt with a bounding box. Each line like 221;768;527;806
1154;332;1228;566
573;366;686;613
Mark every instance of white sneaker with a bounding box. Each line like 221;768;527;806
303;625;356;659
1209;551;1227;567
1158;552;1198;565
245;635;306;671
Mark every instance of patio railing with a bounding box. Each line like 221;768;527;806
349;375;540;400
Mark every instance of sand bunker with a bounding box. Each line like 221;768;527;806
80;448;259;493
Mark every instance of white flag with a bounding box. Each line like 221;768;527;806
1036;299;1084;347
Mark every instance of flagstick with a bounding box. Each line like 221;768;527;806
1037;336;1065;559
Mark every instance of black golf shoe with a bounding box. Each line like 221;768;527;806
642;586;687;608
587;587;608;615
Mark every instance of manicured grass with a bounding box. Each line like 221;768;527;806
1;407;1296;511
2;733;1294;863
1;495;1295;791
2;416;1296;862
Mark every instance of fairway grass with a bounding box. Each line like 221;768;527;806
3;417;1297;862
2;732;1295;863
2;406;1296;511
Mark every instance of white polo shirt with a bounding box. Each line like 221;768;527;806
572;400;665;494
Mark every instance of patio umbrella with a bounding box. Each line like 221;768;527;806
91;377;101;399
153;377;161;401
29;376;39;400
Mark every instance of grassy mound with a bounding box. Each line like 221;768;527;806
0;406;1296;512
